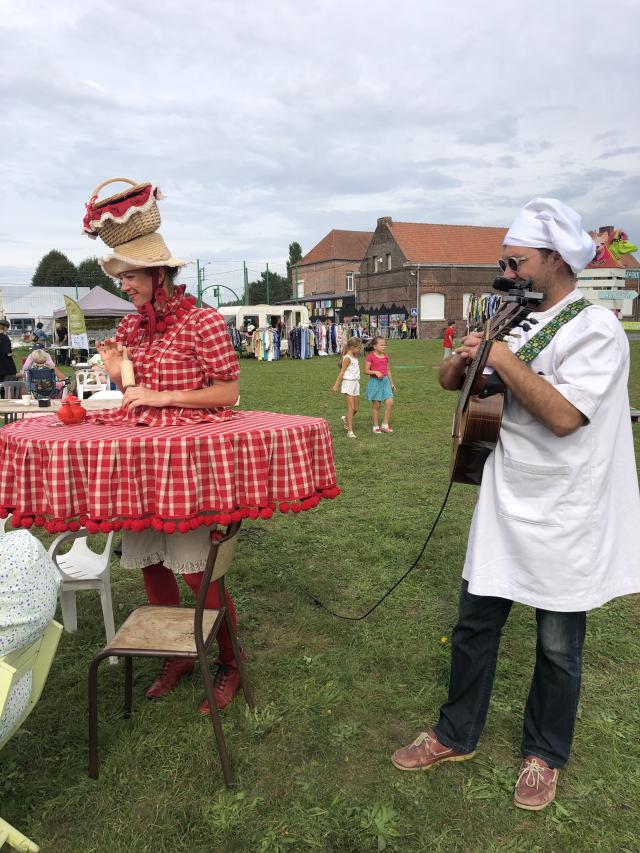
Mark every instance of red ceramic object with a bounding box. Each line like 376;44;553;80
56;395;87;425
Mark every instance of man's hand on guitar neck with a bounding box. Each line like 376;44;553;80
438;330;488;390
452;332;585;438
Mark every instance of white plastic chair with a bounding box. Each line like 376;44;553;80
75;369;109;398
48;530;117;660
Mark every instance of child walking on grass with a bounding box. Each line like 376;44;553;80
364;336;396;434
332;336;362;438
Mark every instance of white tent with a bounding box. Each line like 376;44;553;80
53;286;135;319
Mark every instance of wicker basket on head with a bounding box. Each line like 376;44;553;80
84;178;162;248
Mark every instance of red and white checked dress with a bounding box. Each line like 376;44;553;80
92;288;239;427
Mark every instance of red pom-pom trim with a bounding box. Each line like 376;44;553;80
260;507;273;519
156;321;167;333
164;315;177;325
86;521;100;533
34;515;46;527
20;517;34;528
290;503;301;513
248;508;260;520
279;502;290;513
163;521;176;534
69;521;81;532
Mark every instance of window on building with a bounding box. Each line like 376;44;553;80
297;279;304;299
623;297;635;317
420;293;445;321
346;272;354;292
462;293;473;319
386;253;392;271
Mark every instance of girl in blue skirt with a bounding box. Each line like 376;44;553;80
364;336;397;433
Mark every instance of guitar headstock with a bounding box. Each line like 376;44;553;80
483;278;545;342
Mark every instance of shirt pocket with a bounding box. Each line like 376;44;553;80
497;455;570;527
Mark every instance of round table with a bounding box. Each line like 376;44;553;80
0;410;339;533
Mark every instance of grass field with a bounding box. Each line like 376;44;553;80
3;339;640;852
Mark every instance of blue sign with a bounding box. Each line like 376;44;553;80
411;308;417;316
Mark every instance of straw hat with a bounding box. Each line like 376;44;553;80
99;232;189;278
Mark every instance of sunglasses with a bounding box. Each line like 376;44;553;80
497;255;532;273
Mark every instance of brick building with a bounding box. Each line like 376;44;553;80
291;229;372;321
356;217;508;337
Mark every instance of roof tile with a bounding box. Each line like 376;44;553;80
388;221;507;265
299;229;373;266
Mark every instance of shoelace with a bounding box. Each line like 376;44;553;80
518;759;547;790
412;731;436;749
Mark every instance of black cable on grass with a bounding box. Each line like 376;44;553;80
296;480;454;621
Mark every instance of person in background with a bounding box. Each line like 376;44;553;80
400;320;408;339
55;324;69;365
364;336;396;434
442;321;456;358
409;316;417;339
0;318;18;385
32;322;47;347
22;348;68;397
391;197;640;812
332;336;362;439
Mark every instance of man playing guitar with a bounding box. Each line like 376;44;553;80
391;198;640;811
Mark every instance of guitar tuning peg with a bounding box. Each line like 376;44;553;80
528;317;539;325
521;322;531;332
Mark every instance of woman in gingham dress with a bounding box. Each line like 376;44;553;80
95;233;245;713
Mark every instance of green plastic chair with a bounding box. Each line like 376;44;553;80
0;620;63;852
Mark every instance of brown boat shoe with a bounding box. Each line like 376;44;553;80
513;756;559;811
391;728;476;772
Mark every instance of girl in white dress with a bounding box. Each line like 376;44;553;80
332;337;362;438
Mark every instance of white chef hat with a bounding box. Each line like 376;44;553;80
504;198;596;274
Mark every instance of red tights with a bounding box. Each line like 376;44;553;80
141;562;237;664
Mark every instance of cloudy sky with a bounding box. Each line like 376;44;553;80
1;0;639;295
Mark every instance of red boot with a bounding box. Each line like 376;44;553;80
145;657;195;699
199;659;242;714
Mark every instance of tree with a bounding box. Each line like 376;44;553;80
77;257;123;297
248;269;291;305
31;250;77;287
287;241;302;298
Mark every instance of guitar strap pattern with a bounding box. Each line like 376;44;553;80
515;298;591;365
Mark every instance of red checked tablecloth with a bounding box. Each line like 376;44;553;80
0;410;339;533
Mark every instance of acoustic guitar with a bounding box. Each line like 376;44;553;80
450;280;544;486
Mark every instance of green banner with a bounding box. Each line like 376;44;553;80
64;295;89;350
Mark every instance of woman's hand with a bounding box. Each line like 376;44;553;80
122;386;170;410
332;382;339;394
96;338;124;375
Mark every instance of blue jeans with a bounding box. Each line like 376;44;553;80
433;580;586;768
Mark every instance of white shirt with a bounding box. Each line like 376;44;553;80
343;354;360;381
463;289;640;611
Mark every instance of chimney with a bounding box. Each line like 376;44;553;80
377;216;392;227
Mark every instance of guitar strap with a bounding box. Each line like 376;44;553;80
514;297;591;365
